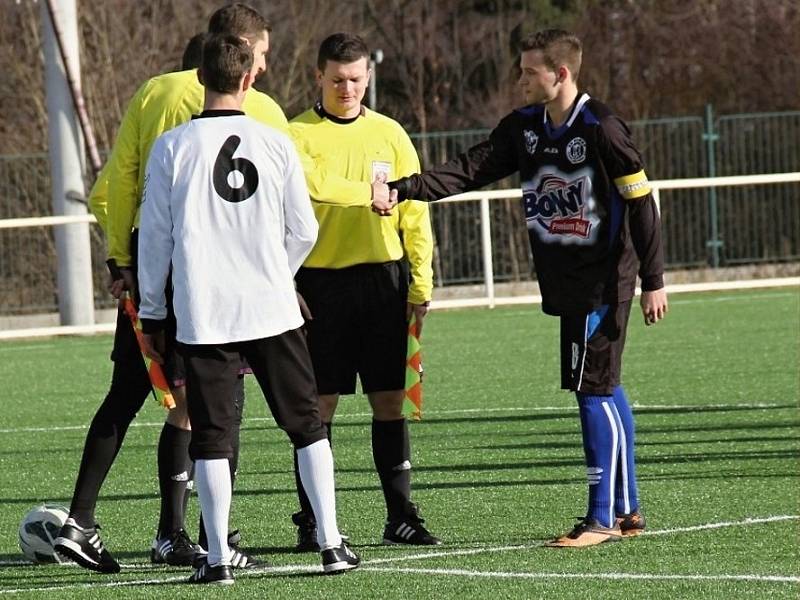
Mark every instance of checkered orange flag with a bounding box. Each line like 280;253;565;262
119;294;175;410
404;314;423;420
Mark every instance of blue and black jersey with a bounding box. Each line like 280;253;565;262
392;93;664;316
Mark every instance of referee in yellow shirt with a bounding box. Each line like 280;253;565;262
56;4;282;573
289;33;439;549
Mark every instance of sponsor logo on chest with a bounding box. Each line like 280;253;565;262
522;167;601;245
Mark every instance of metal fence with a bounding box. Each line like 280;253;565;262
0;152;109;314
410;108;800;285
1;107;799;316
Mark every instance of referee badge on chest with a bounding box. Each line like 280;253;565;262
372;161;392;183
523;130;539;155
566;137;587;164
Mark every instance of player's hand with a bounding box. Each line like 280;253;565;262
142;331;165;364
296;291;313;323
371;181;396;216
407;302;430;337
641;288;668;326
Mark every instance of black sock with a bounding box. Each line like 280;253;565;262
69;412;132;528
156;423;192;536
372;418;412;521
69;363;149;528
294;422;331;521
183;462;194;529
230;375;245;484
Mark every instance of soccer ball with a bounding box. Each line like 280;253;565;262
19;504;69;564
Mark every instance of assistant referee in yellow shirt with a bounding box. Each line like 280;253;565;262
288;33;439;549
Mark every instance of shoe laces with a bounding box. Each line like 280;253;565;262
567;517;593;536
171;529;195;550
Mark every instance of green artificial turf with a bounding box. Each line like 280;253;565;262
0;287;797;598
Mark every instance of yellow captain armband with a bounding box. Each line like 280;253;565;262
614;170;651;200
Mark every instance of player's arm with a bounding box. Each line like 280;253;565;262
106;82;147;268
282;142;319;275
395;130;434;327
87;164;134;297
288;126;373;209
251;94;373;209
390;115;519;202
599;115;668;325
87;163;111;235
137;136;174;347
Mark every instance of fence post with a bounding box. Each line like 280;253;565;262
703;103;723;268
651;186;661;214
480;196;495;308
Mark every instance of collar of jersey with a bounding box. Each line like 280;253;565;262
543;92;590;140
313;101;365;124
192;109;246;119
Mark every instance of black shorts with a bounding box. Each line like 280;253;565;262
181;328;326;460
560;301;631;395
110;228;187;386
296;261;408;395
110;270;184;387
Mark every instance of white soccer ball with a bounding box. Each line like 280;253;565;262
19;504;69;564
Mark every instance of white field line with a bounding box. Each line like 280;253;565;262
641;515;798;537
1;289;793;352
0;515;797;594
667;291;797;305
0;402;792;435
432;282;798;311
1;286;796;342
361;515;800;567
361;566;799;584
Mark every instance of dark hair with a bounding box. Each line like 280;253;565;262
519;29;582;80
207;3;271;42
317;33;369;70
181;33;205;70
200;34;253;94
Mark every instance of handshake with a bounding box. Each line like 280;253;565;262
370;176;396;217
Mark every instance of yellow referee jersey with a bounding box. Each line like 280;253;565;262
289;105;434;305
92;69;373;266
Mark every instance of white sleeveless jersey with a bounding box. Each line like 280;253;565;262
138;113;318;344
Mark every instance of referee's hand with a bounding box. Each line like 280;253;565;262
108;268;137;300
407;302;430;336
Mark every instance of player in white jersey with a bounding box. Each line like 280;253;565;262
137;33;358;584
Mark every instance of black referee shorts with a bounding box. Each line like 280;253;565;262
110;229;184;387
181;328;327;460
560;301;631;395
295;261;408;395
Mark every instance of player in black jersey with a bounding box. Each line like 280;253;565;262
384;29;668;547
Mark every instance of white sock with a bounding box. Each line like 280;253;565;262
297;439;342;550
195;458;232;566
